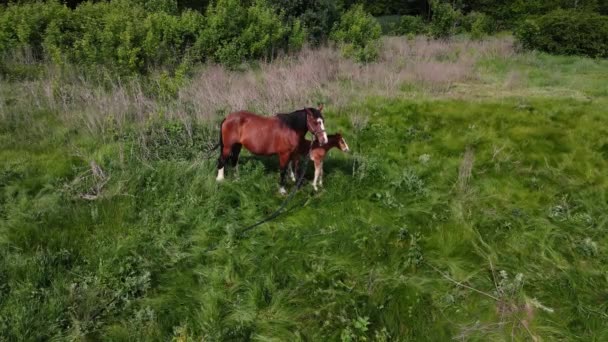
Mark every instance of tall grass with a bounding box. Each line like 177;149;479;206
2;35;608;340
1;36;517;134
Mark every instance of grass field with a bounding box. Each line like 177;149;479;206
1;36;608;341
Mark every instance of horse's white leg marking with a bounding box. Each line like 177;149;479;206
216;167;225;181
279;186;287;195
288;162;296;182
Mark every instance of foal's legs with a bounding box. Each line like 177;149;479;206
312;159;322;191
319;161;324;187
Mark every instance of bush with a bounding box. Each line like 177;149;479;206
273;0;341;46
0;1;71;58
516;9;608;58
0;0;205;73
141;10;205;67
462;11;492;39
196;0;296;68
397;15;427;35
1;0;304;73
331;4;382;63
429;0;461;39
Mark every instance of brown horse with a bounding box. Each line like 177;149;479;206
288;133;350;191
215;105;328;194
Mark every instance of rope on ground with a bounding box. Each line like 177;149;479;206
237;148;312;238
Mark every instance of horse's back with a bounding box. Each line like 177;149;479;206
224;110;277;128
222;110;295;155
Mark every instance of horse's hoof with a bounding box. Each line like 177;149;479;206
279;187;287;195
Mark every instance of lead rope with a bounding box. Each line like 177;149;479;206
237;140;314;238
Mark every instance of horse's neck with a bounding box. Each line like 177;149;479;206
277;111;308;133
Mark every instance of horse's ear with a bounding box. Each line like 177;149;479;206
317;103;324;112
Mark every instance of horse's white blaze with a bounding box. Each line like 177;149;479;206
216;167;225;181
317;118;328;144
343;140;350;152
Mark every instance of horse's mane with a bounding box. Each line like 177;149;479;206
276;108;322;131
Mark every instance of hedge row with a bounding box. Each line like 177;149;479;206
0;0;304;73
516;9;608;58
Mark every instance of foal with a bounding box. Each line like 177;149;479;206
289;133;350;191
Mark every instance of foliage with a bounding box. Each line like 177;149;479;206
196;0;296;68
0;0;306;73
0;0;71;58
461;11;492;39
429;0;461;38
0;0;205;73
463;0;604;28
269;0;342;46
516;9;608;58
397;15;427;35
331;4;382;63
353;0;428;16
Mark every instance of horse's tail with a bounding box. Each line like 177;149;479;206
205;119;225;156
217;118;225;152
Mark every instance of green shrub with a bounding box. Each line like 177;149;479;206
375;14;401;35
429;0;461;39
287;19;306;52
270;0;341;46
0;1;71;58
241;0;289;59
331;4;382;63
142;10;205;67
516;9;608;58
462;11;492;39
196;0;294;67
70;0;148;73
397;15;427;35
1;0;300;73
134;0;179;14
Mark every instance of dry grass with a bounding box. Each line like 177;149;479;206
458;146;475;193
0;36;515;133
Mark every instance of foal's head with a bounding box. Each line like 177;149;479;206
305;104;328;145
331;133;350;152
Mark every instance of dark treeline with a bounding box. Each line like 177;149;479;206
3;0;607;17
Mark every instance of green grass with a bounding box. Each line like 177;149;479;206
2;53;608;340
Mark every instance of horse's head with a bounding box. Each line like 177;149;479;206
305;104;328;145
335;132;350;152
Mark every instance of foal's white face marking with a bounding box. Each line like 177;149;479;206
317;118;328;145
216;167;225;181
340;138;350;152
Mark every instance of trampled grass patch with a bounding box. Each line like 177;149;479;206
1;94;607;340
